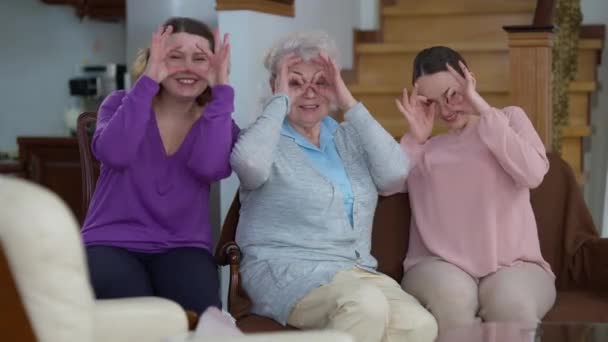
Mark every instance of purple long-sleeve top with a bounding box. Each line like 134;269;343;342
81;75;239;252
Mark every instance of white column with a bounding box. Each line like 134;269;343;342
356;0;380;30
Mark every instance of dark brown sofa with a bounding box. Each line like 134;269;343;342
215;153;608;333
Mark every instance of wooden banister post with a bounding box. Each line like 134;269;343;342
504;26;554;151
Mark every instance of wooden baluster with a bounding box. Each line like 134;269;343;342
504;26;555;151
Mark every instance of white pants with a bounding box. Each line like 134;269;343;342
287;267;438;342
401;260;556;333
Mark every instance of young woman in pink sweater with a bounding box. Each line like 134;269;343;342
396;46;556;332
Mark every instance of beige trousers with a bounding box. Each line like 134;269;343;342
401;260;556;333
287;267;438;342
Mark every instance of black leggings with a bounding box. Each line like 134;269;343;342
86;245;221;314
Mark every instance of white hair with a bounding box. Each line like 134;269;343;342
263;30;340;78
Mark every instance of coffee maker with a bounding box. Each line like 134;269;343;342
69;64;127;111
65;64;127;134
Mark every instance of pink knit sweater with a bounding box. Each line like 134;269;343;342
401;106;554;278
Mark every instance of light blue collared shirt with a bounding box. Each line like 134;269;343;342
281;116;354;226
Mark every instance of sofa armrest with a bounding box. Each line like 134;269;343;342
217;242;252;320
216;241;239;266
94;297;188;342
571;237;608;291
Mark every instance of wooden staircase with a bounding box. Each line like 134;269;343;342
346;0;604;183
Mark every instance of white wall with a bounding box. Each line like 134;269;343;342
581;0;608;236
0;0;125;154
291;0;358;69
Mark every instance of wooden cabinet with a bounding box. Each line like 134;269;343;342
18;137;84;223
41;0;125;20
82;0;125;20
0;161;25;177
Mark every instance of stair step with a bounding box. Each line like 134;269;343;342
357;39;601;53
356;42;504;53
577;39;603;50
356;45;509;88
384;2;536;16
389;0;536;14
562;125;591;138
569;81;598;92
383;12;533;44
354;41;602;86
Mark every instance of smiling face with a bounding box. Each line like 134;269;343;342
160;32;212;102
411;46;477;130
415;71;474;130
286;61;332;129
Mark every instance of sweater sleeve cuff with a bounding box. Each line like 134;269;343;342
203;85;235;119
480;107;509;126
400;134;424;169
130;75;160;98
211;84;235;103
478;107;509;140
343;102;371;125
262;94;291;121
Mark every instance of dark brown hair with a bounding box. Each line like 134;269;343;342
412;46;468;85
131;17;215;106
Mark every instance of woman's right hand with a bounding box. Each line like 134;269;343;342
395;86;436;144
197;30;231;86
144;25;177;83
273;53;302;101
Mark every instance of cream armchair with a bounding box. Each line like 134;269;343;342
0;176;355;342
0;176;188;341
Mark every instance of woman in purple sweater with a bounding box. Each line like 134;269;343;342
81;17;239;314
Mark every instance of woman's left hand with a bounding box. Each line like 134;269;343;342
314;53;357;112
447;61;491;114
198;30;231;86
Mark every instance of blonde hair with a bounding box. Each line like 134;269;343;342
130;48;149;82
264;30;339;79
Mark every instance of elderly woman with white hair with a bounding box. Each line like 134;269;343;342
229;31;438;342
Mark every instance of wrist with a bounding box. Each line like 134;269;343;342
276;86;289;96
469;92;491;114
215;76;229;86
405;133;427;147
414;135;428;144
144;69;162;83
340;96;357;111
